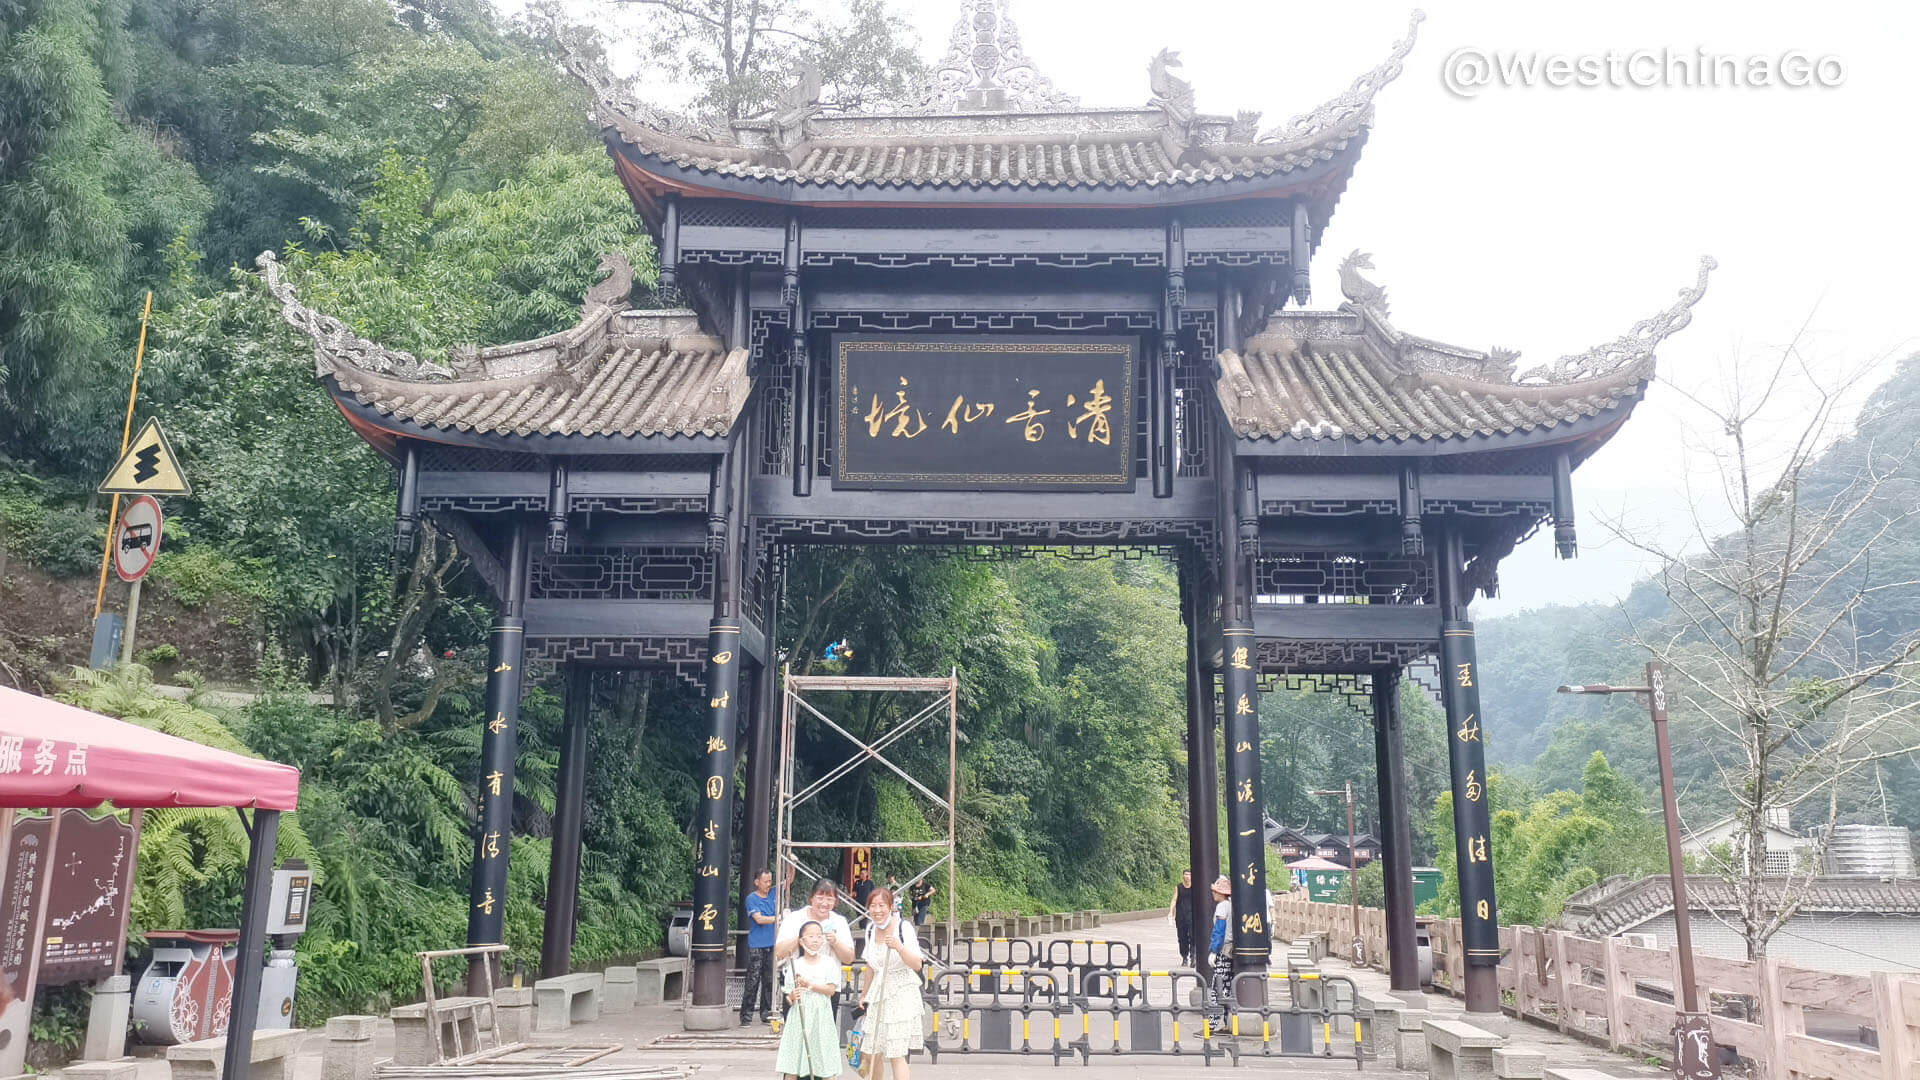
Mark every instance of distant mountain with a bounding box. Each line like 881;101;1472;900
1475;353;1920;821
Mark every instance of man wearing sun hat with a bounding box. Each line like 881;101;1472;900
1205;874;1233;1026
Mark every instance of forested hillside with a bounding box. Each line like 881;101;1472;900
1476;355;1920;831
1;0;1383;1041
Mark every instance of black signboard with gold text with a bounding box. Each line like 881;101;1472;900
833;336;1136;491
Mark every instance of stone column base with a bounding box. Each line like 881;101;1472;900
683;1005;732;1031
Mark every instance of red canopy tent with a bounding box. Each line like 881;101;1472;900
0;684;300;1078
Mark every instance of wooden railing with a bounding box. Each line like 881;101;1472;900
1269;895;1920;1080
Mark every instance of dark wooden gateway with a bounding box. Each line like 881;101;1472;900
266;1;1710;1023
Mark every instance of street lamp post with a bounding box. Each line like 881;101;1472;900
1311;782;1360;964
1557;660;1716;1080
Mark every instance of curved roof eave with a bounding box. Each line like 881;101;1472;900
606;135;1366;210
1228;396;1643;459
325;378;730;457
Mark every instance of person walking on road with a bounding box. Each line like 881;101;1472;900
1205;875;1233;1027
1168;868;1196;965
909;877;935;926
741;869;778;1025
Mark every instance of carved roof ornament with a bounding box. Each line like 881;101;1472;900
1338;250;1390;320
1518;256;1717;385
917;0;1081;113
1148;48;1197;125
1259;10;1425;147
256;251;452;381
552;21;716;142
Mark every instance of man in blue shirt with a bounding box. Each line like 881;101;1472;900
740;868;778;1024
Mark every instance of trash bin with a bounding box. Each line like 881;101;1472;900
667;903;693;958
132;930;240;1044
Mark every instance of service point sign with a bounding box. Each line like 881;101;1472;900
113;495;164;583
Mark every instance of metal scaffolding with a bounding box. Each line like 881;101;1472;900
775;669;958;938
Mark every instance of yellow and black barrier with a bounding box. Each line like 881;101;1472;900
941;937;1043;994
923;968;1071;1065
1067;967;1236;1067
1228;970;1366;1069
1042;939;1143;999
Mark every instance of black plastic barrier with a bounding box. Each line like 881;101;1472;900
1042;939;1143;999
944;938;1042;994
1067;967;1235;1067
1228;970;1366;1068
923;968;1071;1065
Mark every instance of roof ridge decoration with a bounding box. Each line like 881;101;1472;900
1217;252;1716;445
257;251;453;382
1148;49;1198;126
1258;11;1425;147
1518;256;1718;385
916;0;1081;113
553;20;719;143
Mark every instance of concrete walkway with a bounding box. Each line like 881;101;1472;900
92;915;1663;1080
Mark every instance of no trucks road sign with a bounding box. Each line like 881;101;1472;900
113;496;164;583
98;418;191;496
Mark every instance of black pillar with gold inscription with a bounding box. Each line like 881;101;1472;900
690;621;742;1007
467;521;529;985
1220;623;1267;967
1217;452;1269;972
689;435;748;1023
1437;530;1501;1013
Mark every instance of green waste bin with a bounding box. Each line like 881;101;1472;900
1411;867;1443;909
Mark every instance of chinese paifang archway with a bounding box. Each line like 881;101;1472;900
262;1;1712;1027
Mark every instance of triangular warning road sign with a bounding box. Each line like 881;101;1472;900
98;418;192;496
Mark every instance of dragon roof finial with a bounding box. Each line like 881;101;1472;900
1259;11;1424;146
1518;256;1717;385
1338;250;1390;319
256;251;451;381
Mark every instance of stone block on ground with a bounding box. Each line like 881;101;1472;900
632;959;682;1005
492;987;534;1043
1392;1007;1430;1072
321;1015;379;1080
1493;1047;1546;1079
533;971;603;1032
601;966;639;1013
390;997;489;1065
83;975;133;1063
165;1028;306;1080
1423;1018;1504;1080
60;1063;138;1080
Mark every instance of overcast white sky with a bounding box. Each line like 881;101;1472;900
573;2;1920;616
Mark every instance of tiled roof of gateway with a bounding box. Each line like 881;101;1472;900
1215;253;1716;444
259;252;749;440
1558;874;1920;938
562;4;1423;193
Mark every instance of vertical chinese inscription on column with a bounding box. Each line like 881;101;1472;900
1440;623;1500;965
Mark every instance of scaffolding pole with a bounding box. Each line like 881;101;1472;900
776;667;959;944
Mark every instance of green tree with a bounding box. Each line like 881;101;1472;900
0;0;208;465
620;0;928;121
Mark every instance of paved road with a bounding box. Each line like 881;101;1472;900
101;913;1661;1080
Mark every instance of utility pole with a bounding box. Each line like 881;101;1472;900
1558;661;1716;1080
1312;781;1360;963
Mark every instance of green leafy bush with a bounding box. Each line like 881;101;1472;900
151;544;269;608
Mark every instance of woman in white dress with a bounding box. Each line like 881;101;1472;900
855;887;924;1079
